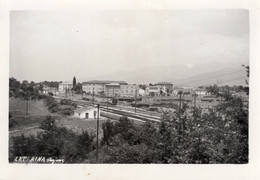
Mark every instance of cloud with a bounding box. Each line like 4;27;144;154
10;10;249;82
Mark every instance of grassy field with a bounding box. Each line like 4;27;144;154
9;98;108;137
56;116;108;140
9;98;50;116
9;98;51;131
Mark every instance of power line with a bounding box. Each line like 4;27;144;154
178;70;245;87
198;76;247;87
217;76;247;84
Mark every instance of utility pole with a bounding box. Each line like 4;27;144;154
134;88;137;113
96;104;100;162
112;87;115;105
178;91;184;137
178;91;182;113
106;89;108;112
193;92;197;119
113;87;115;98
193;92;197;109
26;96;29;116
92;88;94;105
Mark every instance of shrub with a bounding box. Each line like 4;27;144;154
60;99;77;108
10;115;94;163
48;92;54;96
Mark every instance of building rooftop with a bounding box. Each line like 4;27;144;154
105;83;120;86
156;82;173;85
82;80;127;85
148;86;159;90
59;81;73;85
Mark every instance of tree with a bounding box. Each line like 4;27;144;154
242;65;249;84
242;65;249;95
102;120;115;146
74;83;82;94
150;92;155;97
205;85;219;96
139;84;147;90
73;76;76;89
160;90;163;96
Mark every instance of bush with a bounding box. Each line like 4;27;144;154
82;97;90;101
60;99;77;108
9;112;17;128
10;115;94;163
48;92;54;96
9;119;17;129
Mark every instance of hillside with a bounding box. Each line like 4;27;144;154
174;68;247;87
78;62;247;86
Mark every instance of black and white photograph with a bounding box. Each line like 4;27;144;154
7;9;250;164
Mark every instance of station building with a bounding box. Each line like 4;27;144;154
120;84;139;97
82;80;127;95
74;106;100;119
105;83;121;97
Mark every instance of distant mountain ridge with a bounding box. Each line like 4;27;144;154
173;68;246;87
77;62;247;87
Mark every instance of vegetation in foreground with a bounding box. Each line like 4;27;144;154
10;88;248;163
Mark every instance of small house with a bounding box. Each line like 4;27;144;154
74;107;100;119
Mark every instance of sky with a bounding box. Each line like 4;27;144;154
10;10;249;83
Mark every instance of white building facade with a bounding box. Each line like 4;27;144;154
82;80;127;95
58;82;73;93
145;86;161;96
74;107;100;119
120;84;139;97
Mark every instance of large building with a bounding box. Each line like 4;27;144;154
155;82;173;94
42;85;58;95
82;80;128;95
120;84;139;97
58;82;73;93
145;86;161;96
105;83;121;97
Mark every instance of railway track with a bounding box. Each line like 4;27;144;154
54;96;162;123
77;101;162;123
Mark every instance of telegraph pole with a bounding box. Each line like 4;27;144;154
193;92;197;109
178;91;184;137
112;87;115;105
193;92;197;119
113;87;115;98
92;88;94;105
96;104;100;162
106;90;108;112
178;91;182;113
134;88;137;113
26;96;29;116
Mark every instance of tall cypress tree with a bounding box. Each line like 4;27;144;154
73;76;76;89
